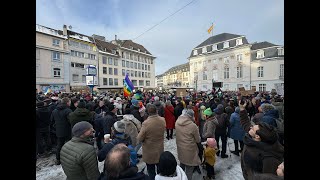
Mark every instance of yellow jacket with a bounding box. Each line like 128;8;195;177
204;147;217;166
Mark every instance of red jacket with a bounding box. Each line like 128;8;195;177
164;105;175;129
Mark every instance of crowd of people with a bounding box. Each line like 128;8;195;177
36;89;284;180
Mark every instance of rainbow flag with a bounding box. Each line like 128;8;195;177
124;74;134;97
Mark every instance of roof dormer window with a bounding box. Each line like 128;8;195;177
212;44;218;51
257;50;265;59
278;48;284;56
112;50;116;54
193;50;198;55
236;38;243;46
223;41;229;48
202;47;207;53
130;46;133;50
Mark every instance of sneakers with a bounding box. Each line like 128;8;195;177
220;154;228;158
230;151;240;156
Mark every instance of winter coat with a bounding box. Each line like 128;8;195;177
121;114;141;147
104;112;118;135
252;173;284;180
137;115;166;164
95;105;108;114
193;106;200;126
230;109;246;141
202;117;219;139
164;105;175;129
174;103;184;120
241;134;284;180
261;110;279;128
68;108;94;128
36;106;51;129
60;137;100;180
94;114;107;139
97;133;132;162
154;101;165;117
130;105;143;123
155;166;188;180
175;115;201;166
214;105;230;135
51;103;72;138
271;102;284;120
252;113;264;124
204;147;217;166
99;166;150;180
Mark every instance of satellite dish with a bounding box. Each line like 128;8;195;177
68;25;72;29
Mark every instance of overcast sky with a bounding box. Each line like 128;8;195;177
36;0;284;75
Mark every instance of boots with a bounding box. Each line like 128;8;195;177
166;129;170;140
231;150;240;156
169;129;173;139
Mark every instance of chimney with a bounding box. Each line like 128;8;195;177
63;25;67;36
115;35;117;40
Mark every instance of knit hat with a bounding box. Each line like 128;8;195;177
72;121;93;137
203;108;213;116
113;121;125;133
207;138;217;148
77;99;86;108
200;105;206;110
131;99;139;107
185;109;195;119
256;122;278;144
260;103;275;114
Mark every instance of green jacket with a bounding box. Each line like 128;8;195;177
60;137;100;180
68;108;94;128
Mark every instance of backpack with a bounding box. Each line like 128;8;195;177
274;118;284;134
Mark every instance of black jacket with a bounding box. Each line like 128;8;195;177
69;108;94;128
99;166;150;180
174;103;184;120
36;106;51;129
130;106;143;123
50;103;72;138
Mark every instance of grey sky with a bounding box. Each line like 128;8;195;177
36;0;284;75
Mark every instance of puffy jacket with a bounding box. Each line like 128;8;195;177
60;137;100;180
68;107;94;128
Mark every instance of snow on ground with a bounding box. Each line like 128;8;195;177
36;132;244;180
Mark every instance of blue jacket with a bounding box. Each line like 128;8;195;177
261;109;279;128
229;108;245;141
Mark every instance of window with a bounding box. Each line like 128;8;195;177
132;80;137;86
142;72;144;77
114;59;118;66
114;68;118;75
103;78;108;85
108;58;113;65
258;66;264;77
224;56;229;64
257;50;265;58
212;44;218;51
213;59;217;63
203;72;207;80
53;68;61;77
142;64;144;70
135;71;137;77
52;39;60;46
237;66;243;78
126;61;129;68
75;63;84;68
109;68;113;75
72;74;79;81
202;47;207;53
138;71;141;77
138;63;141;69
52;51;60;61
278;48;284;55
89;54;96;60
130;62;134;68
103;67;107;74
112;50;116;54
223;41;229;48
193;50;197;55
139;80;144;86
109;78;113;85
134;62;137;69
122;60;125;67
122;69;126;76
259;84;266;91
145;65;148;71
237;54;242;61
114;78;118;86
82;75;86;82
224;84;229;91
126;70;130;76
208;59;211;63
212;72;218;81
79;52;84;58
129;53;133;60
224;67;229;79
103;56;107;64
151;60;153;64
236;38;243;46
71;62;75;67
280;64;284;77
148;65;150;71
146;80;150;86
125;52;129;59
237;84;243;89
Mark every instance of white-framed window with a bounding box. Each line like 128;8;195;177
89;54;96;60
224;84;229;91
142;64;144;70
122;69;126;76
74;63;84;68
259;84;266;91
126;61;129;68
236;38;243;46
52;39;60;46
130;62;134;68
139;80;144;86
129;53;133;60
103;67;107;74
131;70;134;77
224;67;229;79
146;80;150;86
257;50;265;58
212;44;218;51
122;60;125;67
237;84;243;88
103;78;108;85
278;48;284;56
224;56;229;64
223;41;229;48
202;47;207;53
53;68;61;77
258;66;264;77
145;64;148;71
109;78;113;85
52;51;60;61
108;58;113;65
280;64;284;77
151;59;153;64
72;74;79;81
114;68;118;75
138;63;141;69
142;72;144;77
134;62;137;69
126;70;130;76
114;59;118;66
109;67;113;75
193;50;198;55
114;78;119;86
237;54;243;61
237;66;243;78
132;80;137;86
82;75;86;83
135;71;138;77
148;73;150;78
103;56;107;64
212;72;218;81
138;71;141;77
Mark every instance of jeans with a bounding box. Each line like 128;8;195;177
215;133;227;155
56;136;71;161
180;163;195;180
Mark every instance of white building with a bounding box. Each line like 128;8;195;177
155;74;164;88
36;24;70;92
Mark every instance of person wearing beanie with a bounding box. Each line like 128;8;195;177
60;121;100;180
204;138;218;180
155;151;188;180
260;103;279;128
68;99;94;128
202;108;219;140
214;104;230;158
130;99;143;123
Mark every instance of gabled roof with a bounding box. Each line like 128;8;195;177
165;63;189;74
120;40;152;55
195;33;243;48
251;41;279;50
95;39;120;56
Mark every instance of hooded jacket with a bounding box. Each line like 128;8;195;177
51;103;72;138
121;114;142;146
214;104;229;134
69;108;94;128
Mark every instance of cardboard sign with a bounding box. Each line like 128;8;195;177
239;87;245;92
176;89;187;97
